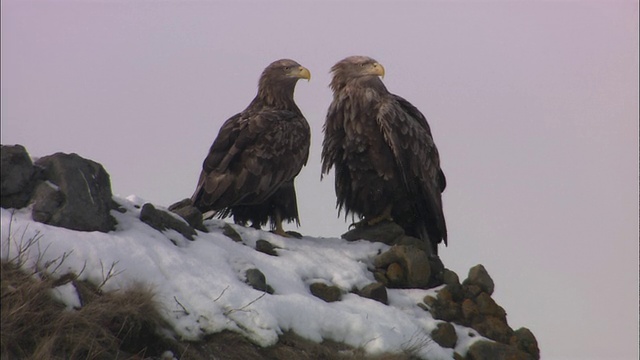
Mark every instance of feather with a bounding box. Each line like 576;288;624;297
191;59;310;231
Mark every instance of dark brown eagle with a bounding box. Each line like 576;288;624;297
191;59;311;237
321;56;447;254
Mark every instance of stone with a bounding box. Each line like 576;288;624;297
373;245;431;288
341;220;404;245
222;223;243;242
472;316;514;344
31;152;116;232
476;292;506;320
428;290;462;322
168;198;207;232
256;239;278;256
442;269;460;286
461;299;479;324
510;327;540;360
444;283;465;302
463;284;483;299
466;340;534;360
358;282;388;305
140;203;197;241
1;144;38;209
386;262;405;286
309;282;341;303
31;182;64;224
463;264;495;296
245;268;273;294
430;322;457;348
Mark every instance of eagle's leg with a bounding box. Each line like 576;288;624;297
272;211;291;238
349;205;394;229
366;204;394;226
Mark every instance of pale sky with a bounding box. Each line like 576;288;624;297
1;1;638;359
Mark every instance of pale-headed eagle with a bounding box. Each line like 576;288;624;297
191;59;311;237
321;56;447;254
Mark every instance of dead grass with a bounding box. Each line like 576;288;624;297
1;256;419;359
0;258;421;359
0;260;178;359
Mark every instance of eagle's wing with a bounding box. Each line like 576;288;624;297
193;109;309;210
321;98;346;177
376;95;447;244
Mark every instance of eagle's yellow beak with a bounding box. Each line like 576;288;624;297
372;62;385;78
297;66;311;81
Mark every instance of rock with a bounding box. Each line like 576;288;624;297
222;223;243;242
461;299;479;324
245;268;273;294
309;283;341;303
256;239;278;256
427;290;462;322
393;235;445;287
466;340;534;360
1;144;39;209
443;269;460;286
463;284;483;300
31;181;64;224
510;327;540;360
31;152;116;232
386;262;405;286
472;316;514;344
140;203;197;241
393;235;432;255
463;264;495;296
358;282;388;305
373;245;431;288
341;220;404;245
431;322;457;348
476;292;506;320
168;198;207;232
444;283;465;302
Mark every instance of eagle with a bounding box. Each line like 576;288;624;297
321;56;447;254
191;59;311;237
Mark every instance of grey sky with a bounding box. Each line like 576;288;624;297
2;1;638;359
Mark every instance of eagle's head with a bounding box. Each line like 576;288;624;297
330;56;385;92
256;59;310;108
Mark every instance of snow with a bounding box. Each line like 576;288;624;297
0;196;486;359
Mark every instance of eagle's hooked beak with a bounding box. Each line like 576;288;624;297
372;62;385;79
297;66;311;81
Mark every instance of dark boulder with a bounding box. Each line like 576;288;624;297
431;322;458;349
139;203;197;241
466;340;534;360
374;245;431;289
244;268;274;294
309;283;341;303
168;198;207;232
31;152;116;232
357;282;388;305
463;264;495;296
1;144;39;209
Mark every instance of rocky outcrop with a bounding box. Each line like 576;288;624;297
343;221;445;288
1;146;117;232
1;145;40;209
1;145;540;359
424;265;540;359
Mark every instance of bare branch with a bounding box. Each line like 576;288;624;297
224;292;266;316
173;297;189;315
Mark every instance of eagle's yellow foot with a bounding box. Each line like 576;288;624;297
350;205;394;229
271;213;293;238
272;227;293;238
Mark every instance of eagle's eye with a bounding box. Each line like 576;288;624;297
284;66;290;70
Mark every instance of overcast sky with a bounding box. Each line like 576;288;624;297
1;1;638;359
